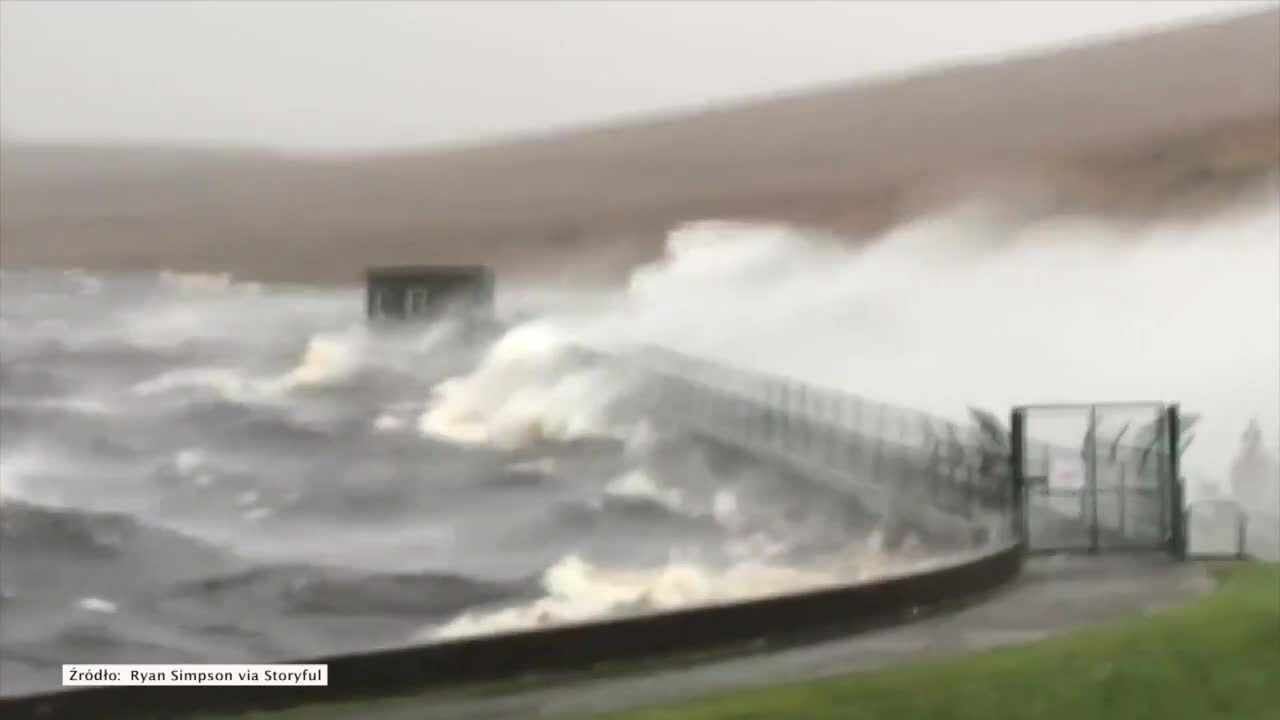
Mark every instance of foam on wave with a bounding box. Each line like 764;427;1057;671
129;327;372;405
420;538;953;641
418;322;634;449
455;184;1279;483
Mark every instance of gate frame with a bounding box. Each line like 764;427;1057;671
1010;402;1184;557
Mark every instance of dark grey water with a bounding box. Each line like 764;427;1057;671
0;269;888;696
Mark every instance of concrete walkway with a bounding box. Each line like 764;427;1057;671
281;554;1211;720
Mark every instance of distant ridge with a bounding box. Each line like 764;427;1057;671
2;7;1277;283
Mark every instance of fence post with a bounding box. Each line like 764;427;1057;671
1010;408;1026;547
1167;404;1184;559
963;445;975;520
1087;406;1100;554
1119;464;1127;540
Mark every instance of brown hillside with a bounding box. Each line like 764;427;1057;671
2;8;1277;284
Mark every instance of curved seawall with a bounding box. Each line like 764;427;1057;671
0;545;1023;720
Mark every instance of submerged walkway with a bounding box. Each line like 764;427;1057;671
255;554;1211;720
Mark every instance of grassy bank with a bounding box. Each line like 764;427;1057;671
585;563;1279;720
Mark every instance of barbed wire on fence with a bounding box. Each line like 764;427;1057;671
619;345;1016;544
593;341;1270;560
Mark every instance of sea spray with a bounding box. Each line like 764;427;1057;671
418;322;639;449
505;185;1280;482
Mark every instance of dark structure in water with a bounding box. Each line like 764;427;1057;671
364;265;495;324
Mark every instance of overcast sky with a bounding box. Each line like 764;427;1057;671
0;1;1266;152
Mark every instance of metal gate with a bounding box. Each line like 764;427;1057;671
1011;403;1184;554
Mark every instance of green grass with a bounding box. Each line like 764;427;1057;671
584;563;1280;720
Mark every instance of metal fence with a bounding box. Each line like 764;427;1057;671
597;345;1275;563
1013;403;1182;554
1019;436;1175;553
619;346;1016;549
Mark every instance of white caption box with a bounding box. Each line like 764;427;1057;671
63;664;328;686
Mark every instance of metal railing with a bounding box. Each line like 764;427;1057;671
616;346;1016;548
607;345;1273;562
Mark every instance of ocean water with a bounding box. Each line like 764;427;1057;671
0;267;926;697
2;178;1277;695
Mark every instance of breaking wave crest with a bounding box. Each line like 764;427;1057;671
602;469;689;516
418;323;636;449
420;538;953;642
131;328;370;404
437;181;1279;486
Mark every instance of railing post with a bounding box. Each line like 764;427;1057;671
1085;406;1099;553
1010;408;1026;547
1167;404;1185;558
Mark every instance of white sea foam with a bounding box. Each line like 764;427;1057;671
481;182;1279;483
157;271;261;296
422;542;958;641
372;413;406;432
132;367;281;405
173;448;205;475
273;330;367;391
130;328;370;405
603;470;688;514
418;322;634;449
0;449;67;508
76;597;118;614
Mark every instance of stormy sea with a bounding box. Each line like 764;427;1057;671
3;195;1278;695
0;257;918;696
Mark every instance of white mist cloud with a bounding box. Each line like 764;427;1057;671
542;180;1280;483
